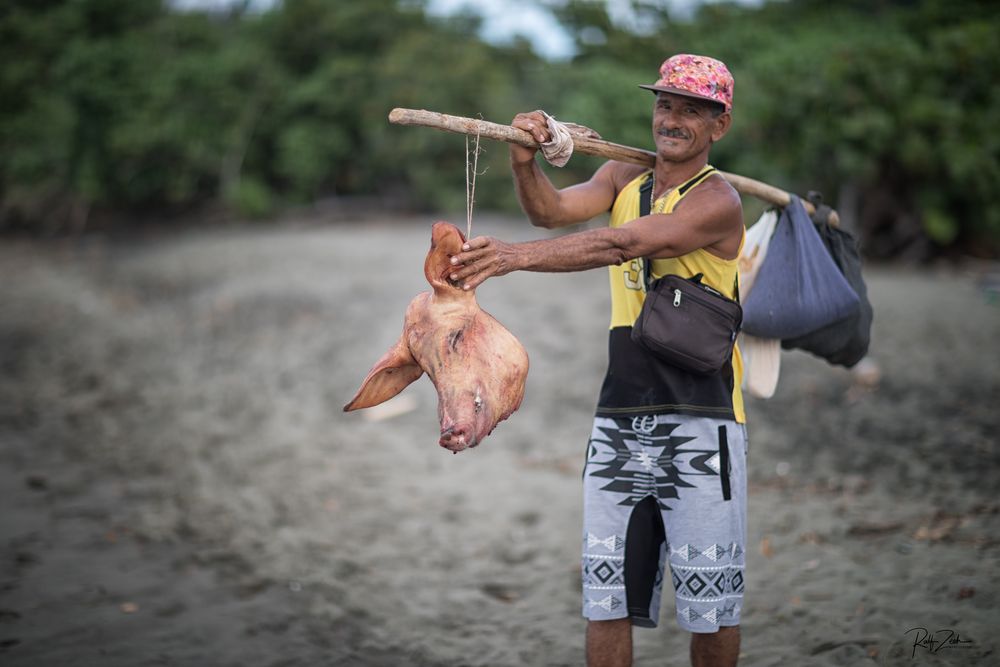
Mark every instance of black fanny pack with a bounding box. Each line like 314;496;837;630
629;172;743;375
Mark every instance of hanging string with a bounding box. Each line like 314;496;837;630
465;130;482;240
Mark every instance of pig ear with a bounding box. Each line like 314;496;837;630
343;339;423;411
424;222;465;293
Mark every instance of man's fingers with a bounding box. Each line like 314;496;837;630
521;125;548;144
528;125;551;143
448;263;488;289
513;112;551;144
449;249;480;269
450;257;492;283
451;237;490;262
449;264;470;282
463;265;498;290
446;236;512;289
464;236;492;250
449;247;489;281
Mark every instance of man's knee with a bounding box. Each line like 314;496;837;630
586;618;633;667
690;625;740;667
587;617;632;645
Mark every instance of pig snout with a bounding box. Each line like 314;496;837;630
437;388;490;452
438;424;476;452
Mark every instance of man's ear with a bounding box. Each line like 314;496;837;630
711;112;733;142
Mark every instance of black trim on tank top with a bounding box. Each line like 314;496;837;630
679;167;717;196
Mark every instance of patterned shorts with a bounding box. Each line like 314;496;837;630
581;413;747;633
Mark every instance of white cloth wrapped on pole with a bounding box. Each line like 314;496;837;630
539;112;575;167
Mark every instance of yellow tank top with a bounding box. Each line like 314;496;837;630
606;166;746;423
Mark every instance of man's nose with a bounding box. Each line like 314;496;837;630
662;107;685;125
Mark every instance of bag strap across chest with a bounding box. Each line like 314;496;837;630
637;169;739;302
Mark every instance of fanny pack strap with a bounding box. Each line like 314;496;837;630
638;172;654;292
638;169;739;303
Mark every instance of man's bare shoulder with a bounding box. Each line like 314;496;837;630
690;172;743;220
596;161;648;195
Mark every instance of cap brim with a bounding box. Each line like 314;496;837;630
639;84;729;111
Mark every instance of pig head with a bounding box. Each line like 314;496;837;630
343;222;529;452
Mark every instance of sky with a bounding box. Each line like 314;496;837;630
424;0;764;59
172;0;765;61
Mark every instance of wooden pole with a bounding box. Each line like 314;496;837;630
388;107;838;224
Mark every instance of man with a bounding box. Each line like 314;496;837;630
449;54;746;667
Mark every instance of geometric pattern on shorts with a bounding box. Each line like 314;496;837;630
678;598;740;626
670;541;743;562
671;563;744;599
587;593;624;613
586;417;720;510
670;534;744;631
584;555;625;588
582;414;746;631
587;532;625;551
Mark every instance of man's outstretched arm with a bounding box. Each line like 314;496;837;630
448;177;742;290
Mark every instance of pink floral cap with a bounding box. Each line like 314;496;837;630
639;54;734;112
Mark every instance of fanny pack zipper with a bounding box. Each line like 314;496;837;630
658;281;738;318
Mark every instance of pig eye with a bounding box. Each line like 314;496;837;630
474;394;483;413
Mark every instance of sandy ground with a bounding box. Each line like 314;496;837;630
1;215;998;666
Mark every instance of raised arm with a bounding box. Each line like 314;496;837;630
510;111;622;228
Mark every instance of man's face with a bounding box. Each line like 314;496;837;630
651;92;731;163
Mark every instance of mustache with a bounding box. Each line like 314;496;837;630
657;127;689;140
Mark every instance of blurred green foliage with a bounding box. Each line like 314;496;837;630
0;0;997;256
